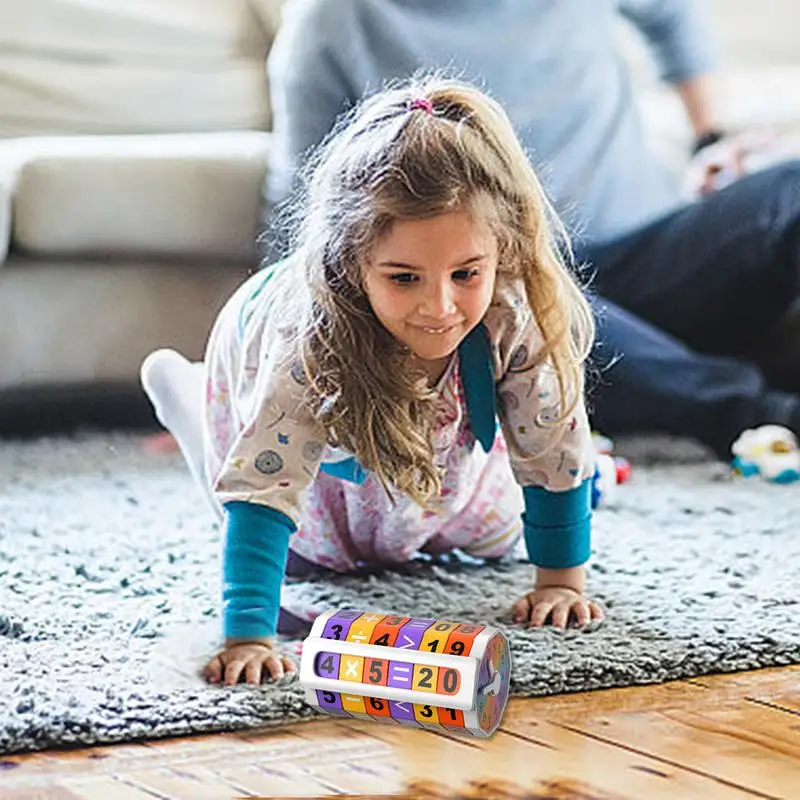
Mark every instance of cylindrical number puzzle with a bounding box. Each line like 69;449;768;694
299;608;511;737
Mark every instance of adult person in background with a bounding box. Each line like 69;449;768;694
263;0;800;462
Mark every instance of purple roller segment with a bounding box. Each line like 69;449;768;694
388;700;417;722
321;609;362;641
333;609;363;620
393;617;435;650
387;660;414;689
314;651;340;680
316;690;349;716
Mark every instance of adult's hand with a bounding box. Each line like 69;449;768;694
682;131;777;197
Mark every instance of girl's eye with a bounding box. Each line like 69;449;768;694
453;268;480;282
389;273;418;285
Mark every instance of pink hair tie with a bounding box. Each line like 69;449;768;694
408;97;434;114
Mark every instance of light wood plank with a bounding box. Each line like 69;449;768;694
403;776;631;799
281;719;414;794
0;788;86;800
665;703;800;761
687;667;800;696
62;775;164;800
206;762;347;798
556;702;800;799
40;743;155;766
114;767;255;799
749;692;800;717
335;714;761;799
512;680;711;722
124;724;400;798
3;743;155;778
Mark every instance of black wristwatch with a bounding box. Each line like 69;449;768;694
692;129;726;155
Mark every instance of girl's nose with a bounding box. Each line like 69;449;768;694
421;282;456;318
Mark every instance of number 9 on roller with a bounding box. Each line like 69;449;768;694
299;608;511;737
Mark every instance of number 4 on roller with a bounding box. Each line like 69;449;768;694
369;615;411;647
299;609;511;737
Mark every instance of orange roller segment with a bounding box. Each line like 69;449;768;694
443;623;485;656
369;615;412;647
365;695;393;718
439;707;466;729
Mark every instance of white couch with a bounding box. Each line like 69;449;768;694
0;0;284;428
0;0;797;429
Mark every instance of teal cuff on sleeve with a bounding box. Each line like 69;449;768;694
222;501;296;639
522;479;592;568
319;457;368;484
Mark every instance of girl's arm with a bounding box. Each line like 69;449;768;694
535;566;585;594
521;482;592;570
221;501;295;640
201;500;297;687
485;291;601;627
204;345;327;684
517;480;603;628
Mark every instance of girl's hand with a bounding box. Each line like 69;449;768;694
512;586;604;629
202;639;296;686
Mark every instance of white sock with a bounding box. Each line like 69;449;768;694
140;349;222;522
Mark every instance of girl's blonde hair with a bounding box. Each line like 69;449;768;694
283;73;594;506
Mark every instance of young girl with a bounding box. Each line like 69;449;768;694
142;75;604;687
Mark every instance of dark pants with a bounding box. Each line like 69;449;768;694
580;161;800;458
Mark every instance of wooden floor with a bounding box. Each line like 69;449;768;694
2;666;799;799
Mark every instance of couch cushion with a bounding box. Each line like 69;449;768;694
0;0;278;135
0;56;273;137
0;179;10;264
0;258;249;390
11;132;271;262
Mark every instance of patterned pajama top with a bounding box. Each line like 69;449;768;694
201;259;596;638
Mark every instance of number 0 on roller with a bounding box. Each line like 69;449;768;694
299;608;511;737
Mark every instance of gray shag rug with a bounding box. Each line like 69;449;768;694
1;432;799;756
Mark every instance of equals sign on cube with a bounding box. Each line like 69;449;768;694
387;661;414;689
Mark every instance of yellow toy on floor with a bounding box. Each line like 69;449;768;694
731;425;800;484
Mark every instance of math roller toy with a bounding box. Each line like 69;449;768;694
299;609;511;737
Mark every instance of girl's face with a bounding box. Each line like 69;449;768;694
363;209;498;377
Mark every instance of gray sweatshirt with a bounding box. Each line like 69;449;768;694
266;0;718;246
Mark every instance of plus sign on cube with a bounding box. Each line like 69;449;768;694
299;608;511;737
